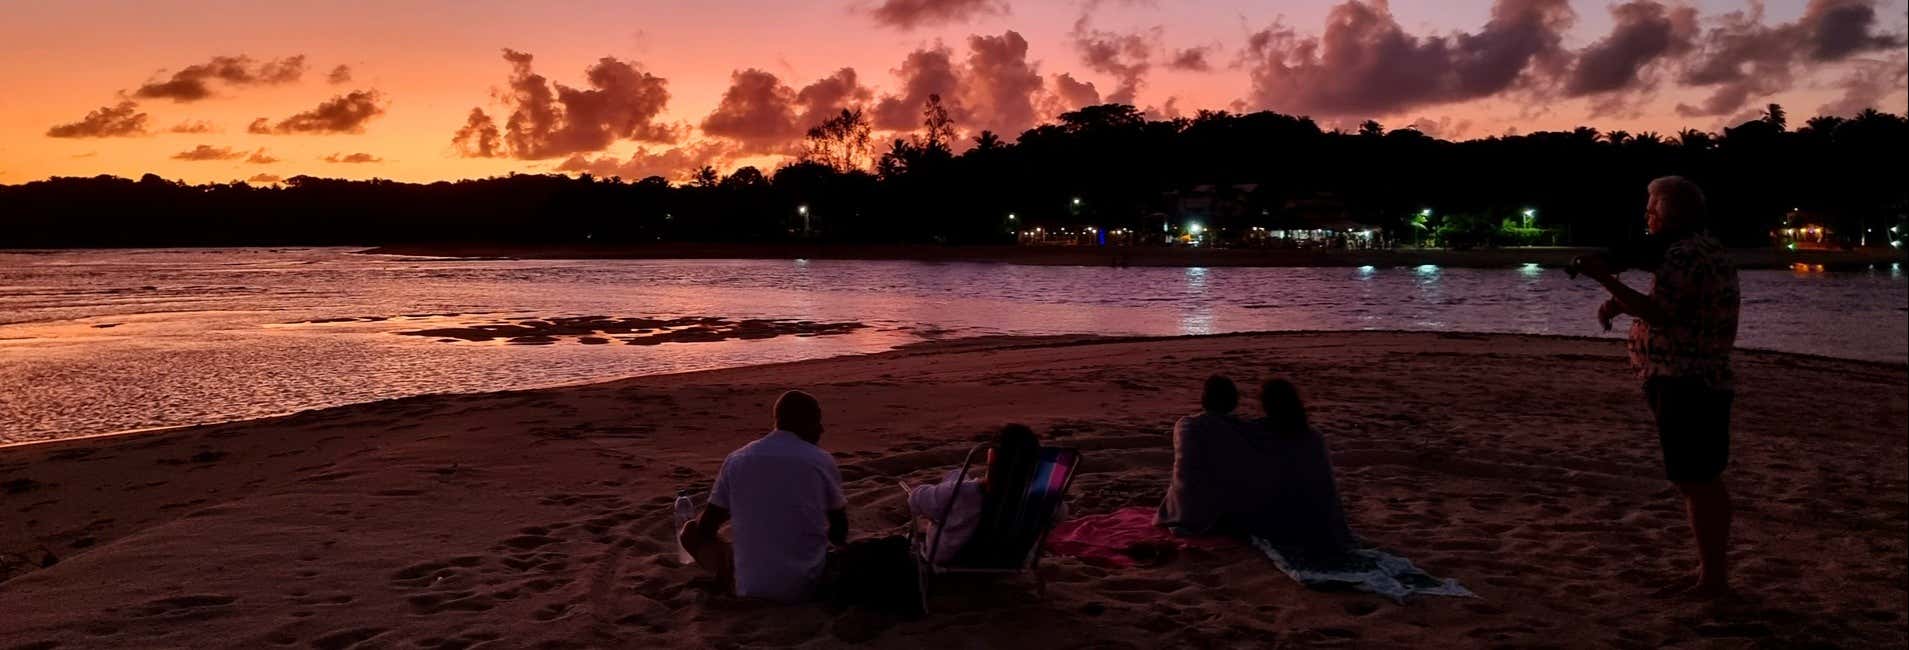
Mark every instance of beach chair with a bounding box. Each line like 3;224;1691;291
909;444;1081;612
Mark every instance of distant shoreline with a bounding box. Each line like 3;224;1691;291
357;242;1905;270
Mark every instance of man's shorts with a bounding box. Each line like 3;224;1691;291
1644;376;1734;483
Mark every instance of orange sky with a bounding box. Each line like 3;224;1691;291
1;0;1902;184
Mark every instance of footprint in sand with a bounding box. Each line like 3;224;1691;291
128;594;237;620
310;627;388;650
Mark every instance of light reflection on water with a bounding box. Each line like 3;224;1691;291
2;248;1904;443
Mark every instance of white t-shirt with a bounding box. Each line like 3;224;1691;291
709;429;847;602
908;469;1068;565
908;469;985;564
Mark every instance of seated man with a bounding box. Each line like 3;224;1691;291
907;424;1065;564
1155;375;1269;535
679;390;848;602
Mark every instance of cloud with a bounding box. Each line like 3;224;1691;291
1675;0;1903;117
246;149;279;164
171;145;246;161
1147;96;1184;120
328;65;352;84
1071;17;1155;105
794;68;874;130
132;55;306;102
869;0;1008;30
168;120;218;134
1048;72;1102;112
456;49;678;160
451;108;502;157
1802;0;1901;61
1564;1;1698;96
962;31;1045;135
868;31;1088;137
250;90;387;134
1406;115;1475;139
1167;47;1214;72
871;45;965;131
247;173;283;184
1818;55;1909;117
1243;0;1574;117
555;141;731;181
46;101;149;138
700;69;803;154
322;152;383;163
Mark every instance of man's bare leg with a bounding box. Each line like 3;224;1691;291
1676;479;1731;596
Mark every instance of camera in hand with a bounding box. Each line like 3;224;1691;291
1566;233;1670;278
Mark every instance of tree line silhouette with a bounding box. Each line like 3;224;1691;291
4;102;1905;249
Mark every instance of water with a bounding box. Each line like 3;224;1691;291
2;248;1903;444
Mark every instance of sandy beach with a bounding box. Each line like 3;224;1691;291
2;332;1904;648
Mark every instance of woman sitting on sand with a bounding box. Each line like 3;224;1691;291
1248;378;1358;555
1155;376;1358;555
907;424;1063;564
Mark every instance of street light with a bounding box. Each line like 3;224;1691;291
1007;213;1017;221
1072;197;1081;206
797;205;810;237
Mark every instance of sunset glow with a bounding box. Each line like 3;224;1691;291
2;0;1903;184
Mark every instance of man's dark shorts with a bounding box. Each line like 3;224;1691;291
1644;376;1734;483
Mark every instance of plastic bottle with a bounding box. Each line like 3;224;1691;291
672;490;695;564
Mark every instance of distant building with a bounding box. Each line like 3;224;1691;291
1166;183;1259;229
1253;197;1386;249
1773;210;1837;250
1016;225;1135;246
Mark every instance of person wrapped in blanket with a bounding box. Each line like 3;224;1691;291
907;424;1069;565
1155;375;1358;557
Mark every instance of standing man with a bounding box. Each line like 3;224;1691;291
679;390;849;602
1581;176;1740;597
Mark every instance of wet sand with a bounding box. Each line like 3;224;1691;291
1;332;1904;648
394;315;868;346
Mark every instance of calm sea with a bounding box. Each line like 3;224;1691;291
2;248;1902;443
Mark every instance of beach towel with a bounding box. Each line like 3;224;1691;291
1250;536;1474;603
1046;506;1233;567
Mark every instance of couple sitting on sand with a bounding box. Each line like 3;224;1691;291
677;390;1063;603
1156;376;1358;556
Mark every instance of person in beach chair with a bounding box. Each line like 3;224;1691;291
1155;376;1357;556
907;424;1078;604
678;390;850;603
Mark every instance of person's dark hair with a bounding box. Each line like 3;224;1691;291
774;390;823;440
984;424;1041;496
958;424;1043;565
1202;375;1239;414
1259;379;1310;436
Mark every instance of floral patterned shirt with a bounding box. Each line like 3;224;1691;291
1627;233;1740;388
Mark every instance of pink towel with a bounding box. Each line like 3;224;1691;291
1044;506;1235;567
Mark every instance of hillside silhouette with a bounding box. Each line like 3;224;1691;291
4;103;1904;249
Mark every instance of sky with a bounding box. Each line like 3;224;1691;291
1;0;1903;184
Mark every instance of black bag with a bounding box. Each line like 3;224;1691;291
826;535;923;619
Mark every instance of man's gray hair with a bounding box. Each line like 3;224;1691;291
1648;176;1707;225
